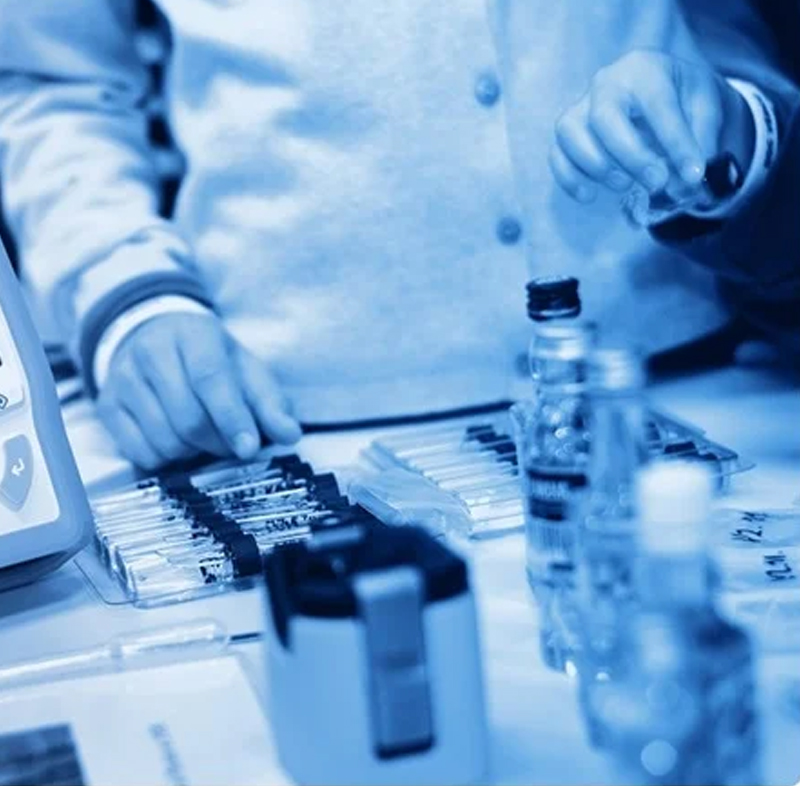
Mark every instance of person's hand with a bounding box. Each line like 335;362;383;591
551;50;755;203
96;312;301;470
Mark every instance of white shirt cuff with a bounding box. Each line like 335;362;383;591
93;295;214;390
688;78;778;220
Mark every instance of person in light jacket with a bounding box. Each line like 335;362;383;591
0;0;787;468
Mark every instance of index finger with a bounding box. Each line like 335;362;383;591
237;350;302;445
179;327;261;461
588;91;670;192
635;72;705;184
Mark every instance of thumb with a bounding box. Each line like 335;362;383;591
236;349;302;445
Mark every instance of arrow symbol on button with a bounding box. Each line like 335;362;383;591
11;458;25;477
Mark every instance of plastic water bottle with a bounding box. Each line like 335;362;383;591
513;313;595;672
588;463;762;785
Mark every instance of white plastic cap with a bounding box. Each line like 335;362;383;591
637;461;713;554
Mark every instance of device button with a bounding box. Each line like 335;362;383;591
0;435;34;510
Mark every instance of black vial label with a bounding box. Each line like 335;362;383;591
526;469;587;522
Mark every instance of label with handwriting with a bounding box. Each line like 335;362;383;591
716;546;800;593
711;509;800;548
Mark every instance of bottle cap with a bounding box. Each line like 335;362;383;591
588;347;647;392
637;462;713;554
526;276;581;321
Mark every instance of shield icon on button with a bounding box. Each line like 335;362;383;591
0;394;8;410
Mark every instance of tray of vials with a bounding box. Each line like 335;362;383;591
86;454;357;606
363;409;752;538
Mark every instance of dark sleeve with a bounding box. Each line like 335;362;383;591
652;84;800;358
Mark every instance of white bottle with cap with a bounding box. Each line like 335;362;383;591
589;462;762;786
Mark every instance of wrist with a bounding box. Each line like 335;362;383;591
92;295;215;393
685;79;777;221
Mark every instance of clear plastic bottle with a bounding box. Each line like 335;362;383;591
519;322;596;577
588;463;762;785
576;348;649;740
512;275;591;672
513;319;595;672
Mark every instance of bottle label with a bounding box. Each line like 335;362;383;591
526;470;587;522
714;546;799;593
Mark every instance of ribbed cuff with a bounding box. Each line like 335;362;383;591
79;271;213;397
687;79;778;220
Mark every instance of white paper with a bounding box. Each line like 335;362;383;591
710;508;800;549
0;656;288;786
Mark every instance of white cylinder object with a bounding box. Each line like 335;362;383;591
637;461;713;554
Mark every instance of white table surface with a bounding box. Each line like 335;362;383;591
0;363;798;785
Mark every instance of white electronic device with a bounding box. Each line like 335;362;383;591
0;239;91;590
264;517;489;785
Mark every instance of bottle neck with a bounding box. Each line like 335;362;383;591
528;320;594;391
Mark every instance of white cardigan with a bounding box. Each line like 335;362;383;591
0;0;752;422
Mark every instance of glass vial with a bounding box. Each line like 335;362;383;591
576;347;649;738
